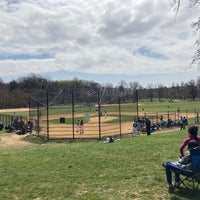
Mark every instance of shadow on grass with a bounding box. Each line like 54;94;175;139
21;134;103;145
22;134;48;144
169;187;200;200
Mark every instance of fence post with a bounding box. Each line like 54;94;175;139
36;101;40;135
46;92;49;140
156;112;158;124
167;110;169;121
135;90;139;120
72;90;75;139
98;89;101;140
29;96;30;120
175;112;176;122
119;96;122;138
195;108;197;124
186;109;188;120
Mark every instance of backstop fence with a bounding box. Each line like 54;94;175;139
29;89;138;140
29;89;200;140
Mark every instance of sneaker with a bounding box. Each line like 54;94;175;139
168;184;175;192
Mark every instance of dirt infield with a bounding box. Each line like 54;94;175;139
39;114;130;138
0;108;29;113
39;111;197;139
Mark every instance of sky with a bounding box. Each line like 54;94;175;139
0;0;199;87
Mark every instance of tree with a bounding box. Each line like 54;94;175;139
156;84;165;102
197;76;200;98
118;80;128;102
171;0;200;66
187;79;197;100
129;81;140;93
146;84;154;102
8;80;18;92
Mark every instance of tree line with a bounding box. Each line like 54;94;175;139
0;75;200;109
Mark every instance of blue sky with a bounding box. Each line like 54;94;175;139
0;53;54;60
0;0;199;87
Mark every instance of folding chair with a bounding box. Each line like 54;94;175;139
176;146;200;194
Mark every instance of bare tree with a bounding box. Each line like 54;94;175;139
192;17;200;65
146;84;154;102
171;0;200;66
187;79;198;100
129;81;140;92
156;84;165;102
118;80;128;101
196;76;200;98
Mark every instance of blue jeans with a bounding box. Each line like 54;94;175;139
164;161;181;185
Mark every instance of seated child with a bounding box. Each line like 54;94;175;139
162;140;199;191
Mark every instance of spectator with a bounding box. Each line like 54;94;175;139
145;118;151;136
163;140;199;191
179;126;200;157
179;116;184;130
182;117;187;129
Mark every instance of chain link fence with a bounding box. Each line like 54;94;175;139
29;89;138;140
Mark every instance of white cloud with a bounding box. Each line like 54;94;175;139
0;0;199;85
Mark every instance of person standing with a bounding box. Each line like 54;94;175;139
76;120;80;132
132;120;138;137
146;118;151;136
179;116;184;130
80;120;84;134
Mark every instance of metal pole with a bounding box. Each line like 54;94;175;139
36;101;40;135
98;89;101;139
157;112;158;124
72;90;75;139
29;96;30;120
136;90;139;120
167;110;169;121
46;92;49;140
119;96;122;138
195;108;197;124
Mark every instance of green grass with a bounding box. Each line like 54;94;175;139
1;129;200;199
48;114;137;124
46;100;200;115
1;100;200;117
139;100;200;113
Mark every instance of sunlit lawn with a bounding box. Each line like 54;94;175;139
1;128;200;200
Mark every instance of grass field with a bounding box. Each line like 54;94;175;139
1;128;200;200
0;100;200;199
1;99;200;116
